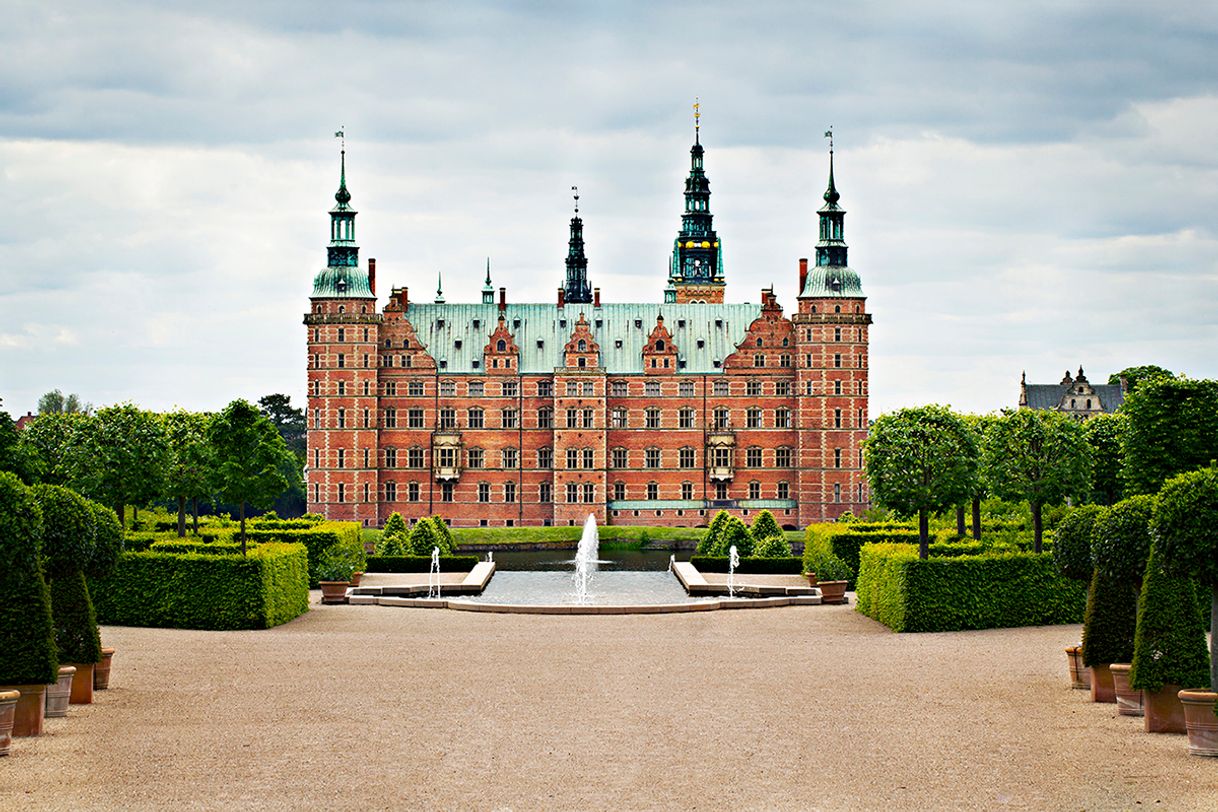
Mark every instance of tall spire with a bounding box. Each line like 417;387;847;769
815;127;848;268
668;100;724;302
327;129;358;269
482;258;494;304
434;271;445;304
562;186;592;304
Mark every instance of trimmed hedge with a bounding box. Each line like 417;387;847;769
1053;505;1105;581
806;528;939;589
1129;544;1210;692
1091;495;1155;583
91;543;309;630
689;555;804;575
1080;570;1138;667
48;570;102;664
365;555;481;573
0;471;58;685
244;521;363;587
855;543;1087;632
150;539;244;555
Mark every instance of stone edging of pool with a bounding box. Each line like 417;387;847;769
347;594;822;614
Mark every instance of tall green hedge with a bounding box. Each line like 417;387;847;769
244;521;363;587
91;543;309;630
855;543;1087;632
49;570;102;664
806;528;941;589
1080;571;1138;667
0;471;58;685
1129;545;1210;692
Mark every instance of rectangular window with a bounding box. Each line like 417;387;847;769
834;448;842;468
753;354;765;367
566;381;580;396
408;482;420;502
385;481;397;502
778;481;790;499
408;380;424;397
567;448;579;469
538;447;553;469
613;481;626;500
582;381;594;396
538;408;553;429
337;408;346;429
834;353;842;369
775;380;790;397
439;408;456;429
679;381;694;397
679;408;695;429
408;408;424;428
504;481;516;503
441;482;455;503
502;448;518;468
749;481;761;499
336;448;345;468
566;483;578;503
468;380;484;397
834;409;842;429
611;408;627;429
502;380;518;398
714;409;730;429
337;482;345;502
408;448;424;468
566;409;578;428
337;354;345;369
440;380;455;397
502;409;518;429
539;482;552;503
385;448;398;468
537;380;553;397
582;483;594;503
833;483;841;503
713;380;729;396
747;448;763;467
611;381;628;397
582;409;593;428
612;448;628;468
582;448;594;469
747;380;762;397
337;381;346;397
776;447;792;468
681;482;693;500
679;448;695;468
478;483;490;503
468;448;483;469
747;409;762;429
645;409;661;429
646;482;658;500
775;409;791;429
645;448;661;469
645;381;660;397
437;448;457;468
468;409;484;429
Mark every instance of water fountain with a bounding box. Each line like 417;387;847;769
572;514;599;603
427;546;441;599
727;545;740;598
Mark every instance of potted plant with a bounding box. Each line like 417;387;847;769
1053;506;1103;691
44;665;76;718
1151;467;1218;752
316;545;357;604
94;647;116;691
807;552;852;605
0;690;18;756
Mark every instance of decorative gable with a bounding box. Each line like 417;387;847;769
724;288;794;372
563;312;601;370
641;314;679;375
483;314;520;375
379;294;436;372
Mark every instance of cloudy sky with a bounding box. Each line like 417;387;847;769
2;0;1216;418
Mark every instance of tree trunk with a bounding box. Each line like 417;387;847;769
239;501;247;556
972;497;982;541
116;502;125;531
177;496;186;538
956;505;966;537
918;509;929;560
1032;502;1043;554
192;497;199;535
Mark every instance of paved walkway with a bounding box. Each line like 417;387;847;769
5;597;1215;810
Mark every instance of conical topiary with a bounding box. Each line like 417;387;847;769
750;510;783;544
1129;544;1210;693
0;472;58;686
430;515;456;555
407;517;441;557
33;484;103;666
712;515;754;558
697;510;730;555
383;512;407;538
1080;570;1138;667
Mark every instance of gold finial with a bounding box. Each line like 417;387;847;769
693;97;701;137
571;185;579;214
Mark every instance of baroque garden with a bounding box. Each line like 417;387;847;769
1;134;1216;808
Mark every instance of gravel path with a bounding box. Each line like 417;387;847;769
5;597;1215;811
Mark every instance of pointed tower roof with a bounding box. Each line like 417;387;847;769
312;133;371;298
562;186;593;304
434;271;445;304
801;129;863;298
482;258;494;304
668;99;725;299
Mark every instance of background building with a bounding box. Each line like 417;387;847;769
305;131;872;528
1019;367;1126;420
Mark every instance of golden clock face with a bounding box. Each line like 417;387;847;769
685;240;695;248
701;241;710;248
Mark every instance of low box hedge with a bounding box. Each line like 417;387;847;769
365;555;481;573
689;555;805;575
244;521;363;587
855;543;1087;632
150;539;244;555
91;542;309;630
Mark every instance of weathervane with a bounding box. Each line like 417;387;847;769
572;185;579;214
335;126;345;150
693;97;701;138
824;125;834;153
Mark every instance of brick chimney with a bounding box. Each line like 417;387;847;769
498;287;506;312
593;287;600;308
798;258;808;294
397;287;409;309
557;287;565;307
367;258;376;295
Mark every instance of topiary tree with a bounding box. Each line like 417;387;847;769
982;408;1091;553
1121;378;1218;497
32;484;102;668
1052;504;1104;582
209;400;291;554
383;512;407;537
1128;545;1210;694
1091;495;1155;587
0;472;58;686
430;515;456;555
750;510;782;544
375;531;407;557
864;405;979;559
407;517;441;557
68;404;169;528
711;515;754;558
84;498;123;580
1084;412;1126;506
1079;498;1155;670
752;534;792;558
1150;466;1218;692
697;510;731;555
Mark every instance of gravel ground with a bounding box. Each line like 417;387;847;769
4;596;1215;811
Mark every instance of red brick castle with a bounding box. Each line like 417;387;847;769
305;126;872;528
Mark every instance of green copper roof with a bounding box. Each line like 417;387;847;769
311;265;373;298
800;265;864;298
404;301;762;374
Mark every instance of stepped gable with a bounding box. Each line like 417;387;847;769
641;314;679;375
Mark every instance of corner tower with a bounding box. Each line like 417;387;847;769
667;101;724;304
304;136;381;525
792;132;872;524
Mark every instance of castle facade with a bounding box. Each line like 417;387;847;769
305;128;872;529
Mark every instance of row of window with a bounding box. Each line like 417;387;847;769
309;376;869;400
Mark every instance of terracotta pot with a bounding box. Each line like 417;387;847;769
1143;683;1186;734
94;647;115;690
45;666;76;718
319;581;350;604
806;573;818;587
67;662;95;705
0;690;18;755
1109;664;1143;717
350;571;363;587
0;684;47;737
1089;664;1116;703
818;580;848;605
1065;646;1090;690
1178;689;1218;757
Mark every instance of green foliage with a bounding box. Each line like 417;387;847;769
430;515;457;555
709;514;754;557
835;510;857;523
1121;377;1218;496
70;404;169;520
689;556;804;575
85;498;123;579
365;555;482;573
1091;494;1155;583
17;411;86;485
751;510;783;542
256;394;306;456
805;551;853;582
1107;365;1173;392
316;543;361;582
1152;466;1218;586
48;569;102;664
1084;412;1126;505
982;408;1092;551
855;543;1087;633
243;522;364;588
1129;545;1211;691
208;399;291;543
0;410;34;483
864;406;979;554
150;540;244;555
752;534;793;558
38;389;91;415
807;527;930;588
697;510;731;555
31;483;96;575
91;543;309;630
383;512;407;537
162;410;212;533
0;472;58;684
375;531;408;557
407;517;442;556
1052;505;1105;581
1080;570;1138;666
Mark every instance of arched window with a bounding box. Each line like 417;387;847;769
578;340;587;352
656;340;665;351
497;339;506;352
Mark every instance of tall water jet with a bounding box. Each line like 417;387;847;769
727;545;740;598
573;514;599;603
427;546;441;599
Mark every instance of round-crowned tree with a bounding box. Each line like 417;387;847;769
32;483;102;666
1052;504;1104;582
1150;466;1218;692
0;472;58;685
1091;495;1155;586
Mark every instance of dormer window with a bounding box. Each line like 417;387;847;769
577;340;587;352
537;339;544;348
635;319;642;329
715;319;722;328
454;339;462;349
497;339;507;352
472;319;481;329
697;339;705;349
656;340;665;351
436;319;445;328
677;320;685;329
615;340;623;349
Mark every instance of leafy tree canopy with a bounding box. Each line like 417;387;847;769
69;404;169;523
0;410;33;483
18;412;87;485
163;410;212;501
750;509;783;542
31;483;95;575
258;394;306;456
1121;377;1218;496
1090;494;1155;583
208;400;290;548
1107;365;1173;392
38;389;92;415
1083;412;1126;506
1052;504;1104;581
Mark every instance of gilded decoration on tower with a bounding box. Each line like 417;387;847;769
668;99;724;303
